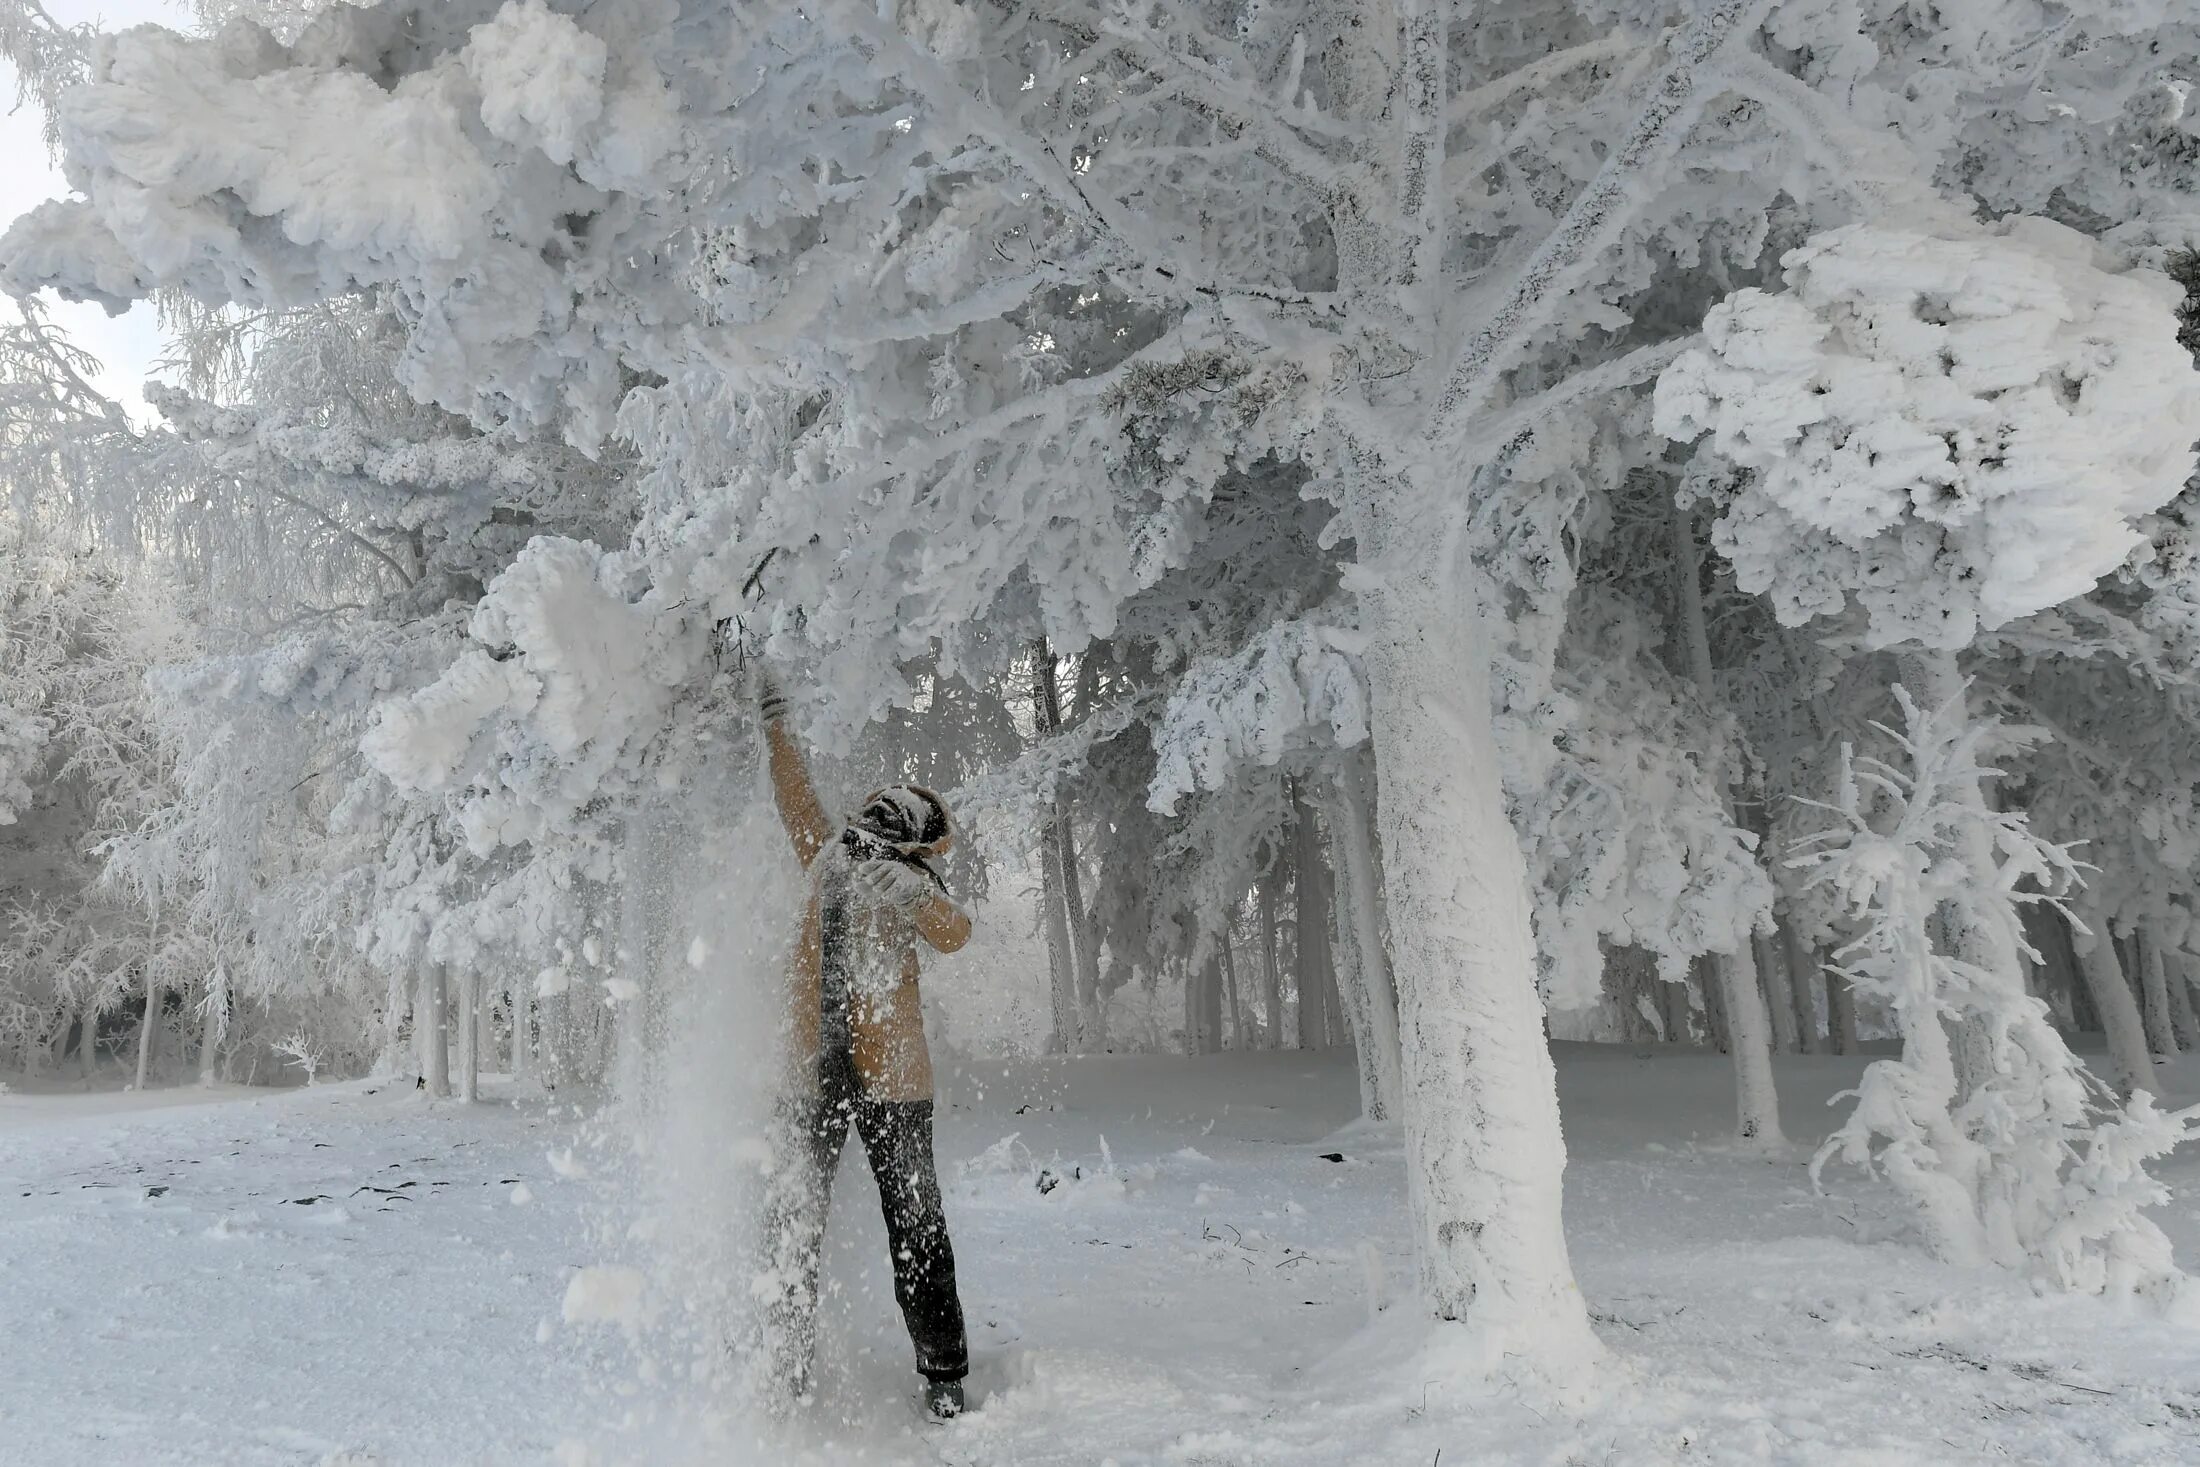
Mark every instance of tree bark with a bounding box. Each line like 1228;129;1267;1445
380;963;410;1077
1038;839;1077;1056
1696;954;1731;1053
2071;909;2160;1098
1780;921;1818;1054
1758;930;1798;1055
1035;644;1104;1050
511;972;534;1085
419;962;450;1099
2136;931;2182;1059
134;968;160;1090
1031;643;1080;1054
1289;780;1334;1051
1195;956;1223;1055
1329;756;1403;1121
456;966;480;1102
2167;951;2200;1052
1671;499;1784;1142
1824;952;1858;1055
1220;927;1243;1051
1359;556;1597;1359
1257;870;1282;1050
195;994;222;1087
78;1005;98;1083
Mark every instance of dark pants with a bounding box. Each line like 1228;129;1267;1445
762;1048;969;1389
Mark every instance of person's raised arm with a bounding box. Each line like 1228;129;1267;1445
756;670;831;867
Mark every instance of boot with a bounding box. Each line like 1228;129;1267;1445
922;1377;964;1423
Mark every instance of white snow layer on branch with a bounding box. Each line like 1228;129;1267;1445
1656;218;2200;648
0;0;679;443
1518;592;1772;1010
1145;620;1369;814
363;536;701;853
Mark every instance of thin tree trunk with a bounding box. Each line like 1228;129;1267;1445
1824;951;1858;1056
195;998;221;1087
2071;909;2160;1098
1758;930;1798;1055
1359;551;1597;1357
78;1004;98;1083
1038;836;1077;1055
511;973;534;1085
2167;951;2200;1052
1900;653;2041;1111
2136;931;2181;1059
419;962;450;1099
1658;965;1691;1044
380;963;410;1077
1196;956;1223;1056
1035;643;1103;1050
1031;648;1081;1056
1289;780;1333;1051
456;966;480;1102
1330;757;1403;1120
1672;499;1783;1142
1257;871;1282;1050
1220;928;1243;1051
1696;952;1731;1052
134;969;160;1090
1781;921;1818;1054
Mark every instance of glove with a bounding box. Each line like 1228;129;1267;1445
753;666;789;725
854;857;935;913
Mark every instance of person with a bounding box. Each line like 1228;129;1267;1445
751;669;974;1422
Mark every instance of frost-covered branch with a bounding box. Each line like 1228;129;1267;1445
1424;0;1771;448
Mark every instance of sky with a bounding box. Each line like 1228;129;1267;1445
1;0;192;421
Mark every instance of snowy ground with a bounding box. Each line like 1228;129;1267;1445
4;1045;2198;1467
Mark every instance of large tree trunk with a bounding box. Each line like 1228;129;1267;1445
2070;909;2160;1098
1329;756;1403;1121
1672;500;1783;1142
1360;565;1597;1361
419;962;450;1099
2136;932;2182;1059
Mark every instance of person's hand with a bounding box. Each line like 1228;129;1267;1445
854;857;933;913
753;666;789;725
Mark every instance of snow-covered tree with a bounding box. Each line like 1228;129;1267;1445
1800;688;2197;1304
16;0;2200;1371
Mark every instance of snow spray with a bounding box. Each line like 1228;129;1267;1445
558;730;805;1460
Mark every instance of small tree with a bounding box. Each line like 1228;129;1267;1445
1798;688;2196;1301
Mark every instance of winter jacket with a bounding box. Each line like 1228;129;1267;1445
765;721;970;1101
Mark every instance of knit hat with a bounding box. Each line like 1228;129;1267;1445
850;785;954;857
